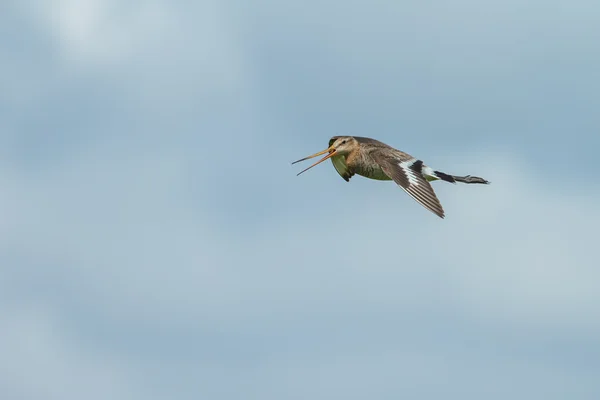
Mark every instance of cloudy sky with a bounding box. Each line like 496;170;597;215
2;1;600;399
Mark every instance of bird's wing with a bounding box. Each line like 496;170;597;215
371;151;445;218
330;155;354;182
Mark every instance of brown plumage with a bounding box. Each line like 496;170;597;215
292;136;489;218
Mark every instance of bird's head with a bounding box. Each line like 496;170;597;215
327;136;357;156
292;136;356;176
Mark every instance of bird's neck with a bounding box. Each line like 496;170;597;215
345;148;361;166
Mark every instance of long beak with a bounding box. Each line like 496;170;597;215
292;147;336;176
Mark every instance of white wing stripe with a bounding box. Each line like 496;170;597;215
399;159;420;186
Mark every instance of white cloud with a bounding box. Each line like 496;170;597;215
23;0;174;67
7;0;253;115
44;0;248;87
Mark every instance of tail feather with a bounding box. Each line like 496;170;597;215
434;171;489;184
452;174;489;184
433;170;456;183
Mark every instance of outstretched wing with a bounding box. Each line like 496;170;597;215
371;151;445;218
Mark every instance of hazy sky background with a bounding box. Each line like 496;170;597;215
2;1;600;399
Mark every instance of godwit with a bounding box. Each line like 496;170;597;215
292;136;489;218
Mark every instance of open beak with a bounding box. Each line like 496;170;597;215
292;146;337;176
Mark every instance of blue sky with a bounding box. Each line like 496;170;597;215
1;1;600;399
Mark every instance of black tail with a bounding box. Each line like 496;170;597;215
434;171;489;184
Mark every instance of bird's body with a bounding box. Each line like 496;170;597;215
292;136;489;218
330;136;410;182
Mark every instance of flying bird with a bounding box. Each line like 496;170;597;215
292;136;489;218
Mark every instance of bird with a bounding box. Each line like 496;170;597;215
292;136;489;218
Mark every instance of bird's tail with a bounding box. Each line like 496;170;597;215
434;170;490;185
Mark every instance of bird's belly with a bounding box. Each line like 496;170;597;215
355;165;391;181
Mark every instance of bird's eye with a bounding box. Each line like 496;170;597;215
341;140;346;145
